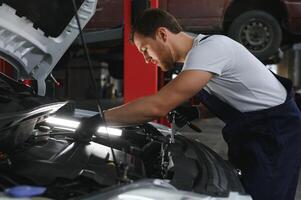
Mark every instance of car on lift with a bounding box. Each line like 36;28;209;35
84;0;301;70
0;0;252;199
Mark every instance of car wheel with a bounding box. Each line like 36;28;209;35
228;10;282;61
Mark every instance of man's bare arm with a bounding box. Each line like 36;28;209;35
104;70;212;126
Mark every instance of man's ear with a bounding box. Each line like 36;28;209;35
157;27;167;42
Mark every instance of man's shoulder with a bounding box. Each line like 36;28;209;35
194;34;234;46
183;34;234;75
190;34;235;57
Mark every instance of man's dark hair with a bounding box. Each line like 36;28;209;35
130;8;183;42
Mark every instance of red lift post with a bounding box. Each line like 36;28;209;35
124;0;158;103
124;0;169;126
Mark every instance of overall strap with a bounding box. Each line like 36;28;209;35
271;72;293;99
199;35;211;42
198;90;242;123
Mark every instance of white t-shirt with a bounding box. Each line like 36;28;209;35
182;34;287;112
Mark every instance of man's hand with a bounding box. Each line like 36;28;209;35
75;114;103;142
168;103;200;128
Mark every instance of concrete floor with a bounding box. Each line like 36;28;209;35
179;118;301;200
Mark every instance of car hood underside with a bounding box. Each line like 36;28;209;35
0;0;97;95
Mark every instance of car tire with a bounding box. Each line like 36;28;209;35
228;10;282;61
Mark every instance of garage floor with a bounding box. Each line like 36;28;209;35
180;118;301;200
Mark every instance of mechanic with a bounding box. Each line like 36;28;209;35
102;8;301;200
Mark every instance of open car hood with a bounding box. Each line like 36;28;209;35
0;0;97;95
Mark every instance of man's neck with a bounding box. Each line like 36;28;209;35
172;32;194;63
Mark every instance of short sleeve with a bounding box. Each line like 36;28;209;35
183;38;233;76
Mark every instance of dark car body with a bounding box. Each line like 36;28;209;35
282;0;301;34
0;74;250;200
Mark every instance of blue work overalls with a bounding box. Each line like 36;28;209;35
198;74;301;199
